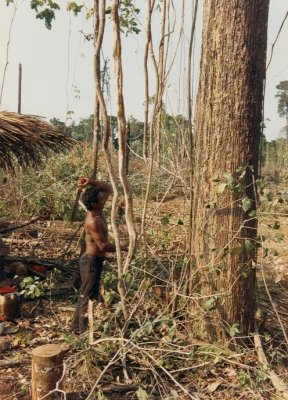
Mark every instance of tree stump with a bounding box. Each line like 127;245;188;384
31;344;64;400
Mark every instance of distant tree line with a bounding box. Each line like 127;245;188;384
50;110;189;161
261;80;288;174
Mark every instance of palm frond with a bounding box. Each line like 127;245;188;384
0;111;77;171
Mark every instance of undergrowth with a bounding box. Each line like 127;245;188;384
1;152;288;399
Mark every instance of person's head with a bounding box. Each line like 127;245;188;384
82;185;107;211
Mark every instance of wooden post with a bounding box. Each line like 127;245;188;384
31;344;64;400
18;63;22;114
88;299;94;345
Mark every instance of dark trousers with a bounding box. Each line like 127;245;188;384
72;255;104;333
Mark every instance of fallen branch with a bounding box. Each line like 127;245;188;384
254;325;288;400
87;336;199;400
3;238;39;245
0;217;40;235
0;358;28;367
38;362;67;400
5;256;59;268
102;383;138;393
88;300;94;346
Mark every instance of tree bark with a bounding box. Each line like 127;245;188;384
190;0;269;342
31;344;64;400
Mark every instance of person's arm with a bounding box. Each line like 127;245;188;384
78;177;112;197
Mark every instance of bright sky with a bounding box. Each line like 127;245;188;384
0;1;287;141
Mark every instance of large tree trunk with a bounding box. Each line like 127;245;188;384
190;0;269;342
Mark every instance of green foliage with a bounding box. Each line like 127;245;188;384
28;0;141;35
62;333;88;350
275;80;288;119
20;276;46;299
261;186;288;213
106;0;141;36
248;209;257;217
215;171;245;195
255;371;267;385
272;220;280;229
229;323;240;337
103;290;116;306
49;118;73;136
30;0;60;29
264;189;273;202
136;387;149;400
244;239;255;253
66;1;83;16
161;112;188;157
203;298;217;311
241;196;252;212
161;213;171;226
128;116;144;153
0;145;91;221
70;115;94;141
216;182;227;194
97;391;108;400
101;267;119;306
238;371;251;387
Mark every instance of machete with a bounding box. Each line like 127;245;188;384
70;188;82;223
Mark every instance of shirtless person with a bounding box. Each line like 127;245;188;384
72;177;125;334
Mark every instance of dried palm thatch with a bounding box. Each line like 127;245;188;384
0;111;77;171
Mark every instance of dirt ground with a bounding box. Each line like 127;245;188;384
1;197;288;400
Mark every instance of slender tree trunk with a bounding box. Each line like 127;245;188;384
187;0;198;255
143;0;154;162
112;1;137;275
265;141;270;169
92;0;101;179
126;121;131;176
156;0;167;169
190;0;269;342
0;1;18;108
94;0;128;319
141;1;163;235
